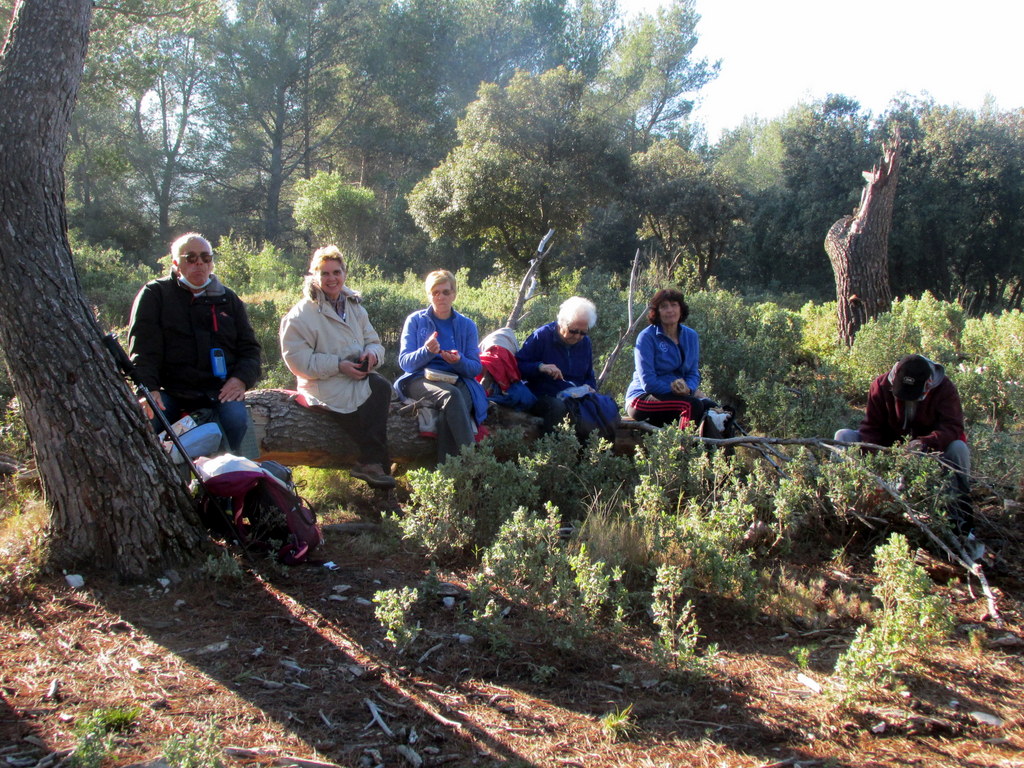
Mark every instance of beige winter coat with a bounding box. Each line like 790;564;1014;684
279;284;386;414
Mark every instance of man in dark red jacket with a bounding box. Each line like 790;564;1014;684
835;354;972;533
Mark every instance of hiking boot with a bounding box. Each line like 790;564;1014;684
350;463;396;489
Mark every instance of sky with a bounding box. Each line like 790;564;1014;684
623;0;1024;141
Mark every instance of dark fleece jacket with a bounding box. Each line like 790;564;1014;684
127;274;261;398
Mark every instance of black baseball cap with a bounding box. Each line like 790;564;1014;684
892;355;932;400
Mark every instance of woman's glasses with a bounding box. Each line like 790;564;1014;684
567;328;588;336
182;252;214;264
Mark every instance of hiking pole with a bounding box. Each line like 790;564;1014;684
102;333;206;488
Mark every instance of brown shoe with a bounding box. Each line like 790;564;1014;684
350;463;396;489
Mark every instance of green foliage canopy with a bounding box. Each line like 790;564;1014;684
407;67;629;272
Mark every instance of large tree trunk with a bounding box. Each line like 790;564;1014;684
0;0;208;578
825;135;902;346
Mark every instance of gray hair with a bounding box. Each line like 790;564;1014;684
557;296;597;330
169;232;212;262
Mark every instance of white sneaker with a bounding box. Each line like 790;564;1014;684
965;533;986;561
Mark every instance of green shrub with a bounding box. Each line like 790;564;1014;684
833;533;954;697
401;442;539;562
239;291;297;389
214;235;303;294
373;585;422;650
70;707;142;768
832;293;965;398
650;563;717;677
797;300;841;364
162;721;225;768
959;309;1024;428
292;172;377;257
518;427;635;523
470;505;628;649
71;238;159;329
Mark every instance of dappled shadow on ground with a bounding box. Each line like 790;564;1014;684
2;520;1022;767
0;540;828;768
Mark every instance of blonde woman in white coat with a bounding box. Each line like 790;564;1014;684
280;246;394;488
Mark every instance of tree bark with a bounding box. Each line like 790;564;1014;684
0;0;208;578
825;134;902;346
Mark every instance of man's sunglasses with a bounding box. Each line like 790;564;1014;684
567;328;588;336
182;251;214;264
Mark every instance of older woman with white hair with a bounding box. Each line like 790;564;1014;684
516;296;601;435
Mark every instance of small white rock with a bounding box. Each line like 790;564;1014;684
797;673;822;694
195;640;229;655
970;710;1004;727
65;574;85;588
442;596;456;610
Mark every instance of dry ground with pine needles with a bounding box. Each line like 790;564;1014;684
1;485;1023;768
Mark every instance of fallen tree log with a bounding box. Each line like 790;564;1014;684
244;388;646;468
245;388;550;467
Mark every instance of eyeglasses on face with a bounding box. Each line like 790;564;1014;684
567;328;588;336
431;288;454;297
182;251;213;264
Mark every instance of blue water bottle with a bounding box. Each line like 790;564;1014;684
210;348;227;379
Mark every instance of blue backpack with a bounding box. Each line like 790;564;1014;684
564;392;620;441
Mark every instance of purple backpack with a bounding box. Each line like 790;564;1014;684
198;456;322;565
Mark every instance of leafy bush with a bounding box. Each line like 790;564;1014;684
373;586;422;650
958;309;1024;427
70;707;142;768
214;235;304;295
71;237;159;329
832;293;964;398
239;291;297;389
162;722;225;768
650;563;718;677
292;172;377;257
401;441;539;562
519;427;635;523
471;505;628;649
833;533;954;697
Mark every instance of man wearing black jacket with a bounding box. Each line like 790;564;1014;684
128;233;261;451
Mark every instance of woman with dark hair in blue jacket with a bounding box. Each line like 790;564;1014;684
626;288;711;428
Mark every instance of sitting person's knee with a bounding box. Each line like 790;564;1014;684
834;428;860;443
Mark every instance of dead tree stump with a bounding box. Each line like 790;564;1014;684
825;133;902;346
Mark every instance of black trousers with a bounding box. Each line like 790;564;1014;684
319;373;391;467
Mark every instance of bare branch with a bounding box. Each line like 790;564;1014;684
92;1;207;19
597;248;647;390
506;229;555;330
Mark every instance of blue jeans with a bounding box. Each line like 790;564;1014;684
151;392;249;452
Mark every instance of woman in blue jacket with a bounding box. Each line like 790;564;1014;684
395;270;488;460
626;288;710;427
516;296;599;435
